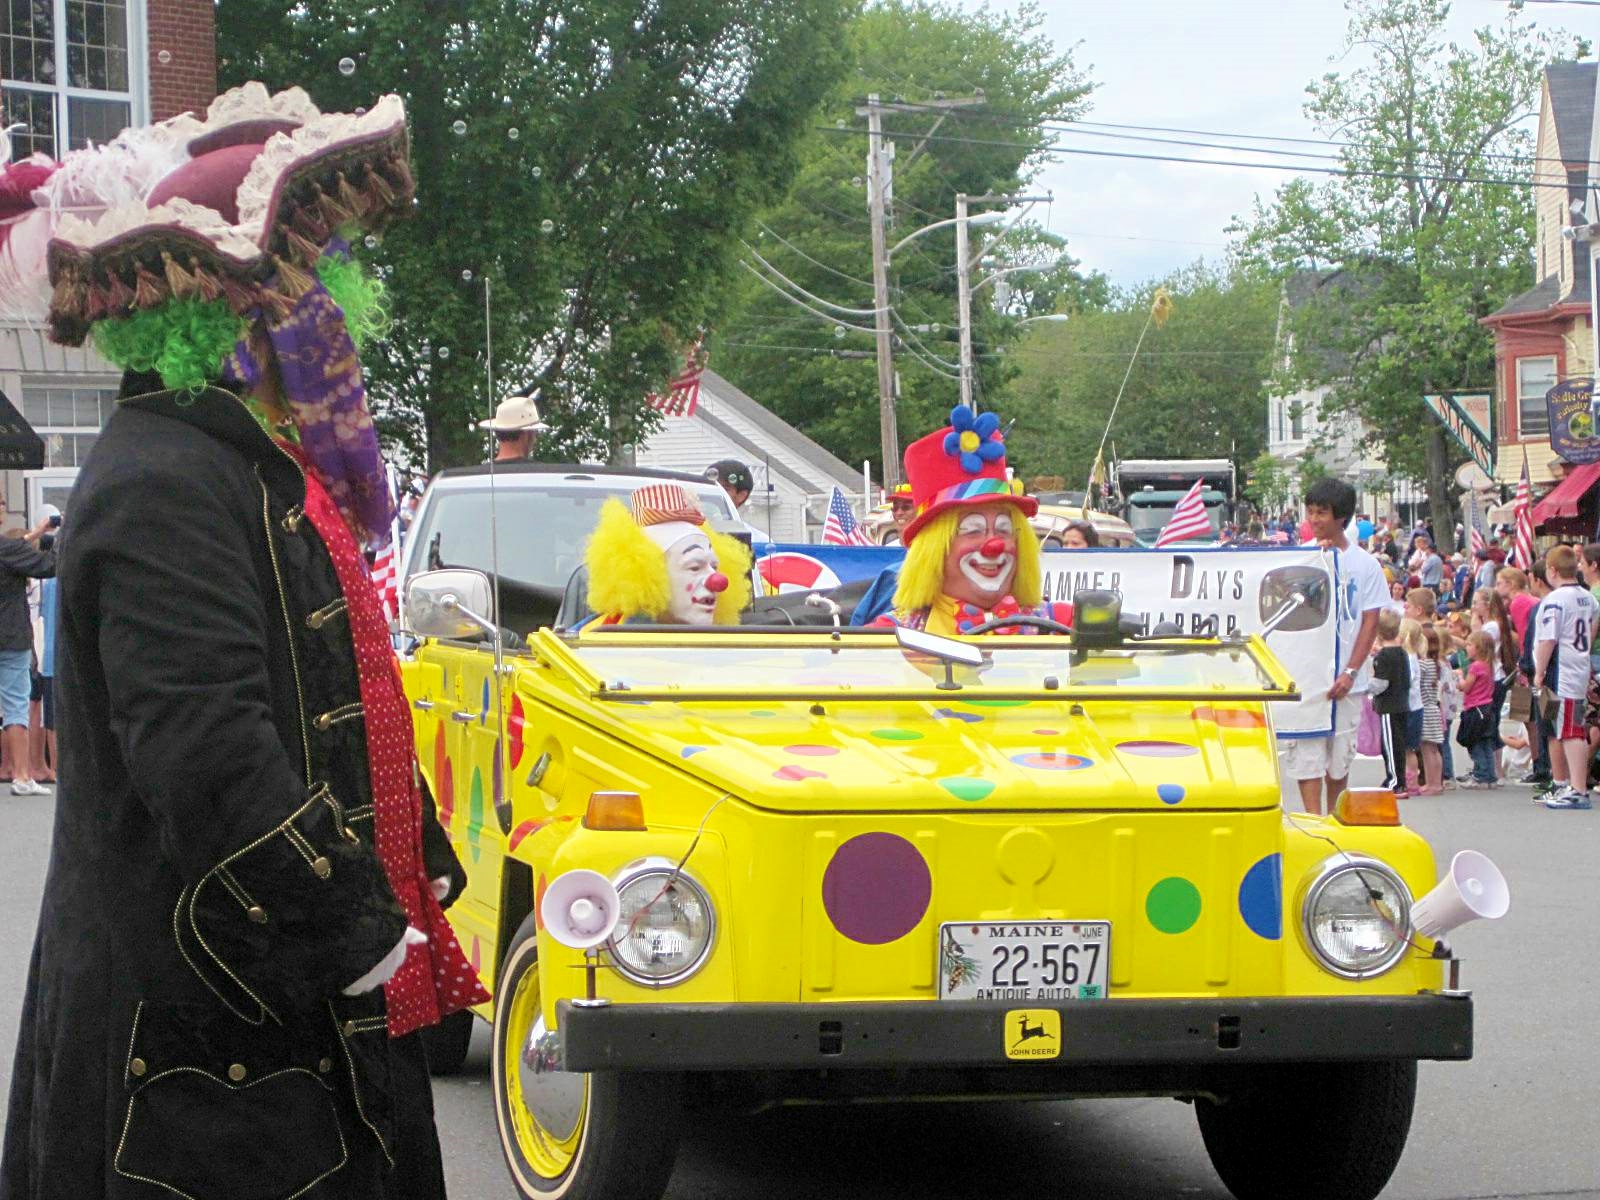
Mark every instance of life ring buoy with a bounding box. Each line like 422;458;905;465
757;551;842;594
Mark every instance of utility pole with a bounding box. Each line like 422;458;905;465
955;192;975;412
856;94;989;486
863;93;899;487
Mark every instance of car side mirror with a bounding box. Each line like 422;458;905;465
406;569;497;640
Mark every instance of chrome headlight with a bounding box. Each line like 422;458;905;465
606;862;715;986
1298;855;1412;979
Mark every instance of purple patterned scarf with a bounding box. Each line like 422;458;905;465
223;266;394;549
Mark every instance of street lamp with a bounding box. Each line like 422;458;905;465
887;209;1006;258
1016;313;1069;327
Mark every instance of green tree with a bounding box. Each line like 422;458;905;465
217;0;853;468
709;0;1097;476
1235;0;1587;553
1003;264;1279;490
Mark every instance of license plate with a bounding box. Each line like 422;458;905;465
938;921;1111;1001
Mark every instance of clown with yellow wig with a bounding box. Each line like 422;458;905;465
873;406;1072;635
581;483;753;626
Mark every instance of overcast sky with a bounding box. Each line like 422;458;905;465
964;0;1558;286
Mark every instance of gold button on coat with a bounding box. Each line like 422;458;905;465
311;857;331;879
342;1021;357;1037
318;1057;334;1073
227;1063;247;1082
128;1058;146;1077
247;905;267;924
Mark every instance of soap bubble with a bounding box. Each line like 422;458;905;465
530;165;542;179
354;107;366;116
461;269;474;282
539;218;555;234
834;118;846;129
363;235;378;249
438;346;451;359
507;127;519;141
337;56;356;76
156;49;171;64
451;119;467;136
834;325;847;339
851;176;863;188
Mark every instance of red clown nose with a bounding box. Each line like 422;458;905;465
705;572;730;594
980;536;1007;558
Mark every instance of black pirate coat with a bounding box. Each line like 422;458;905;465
1;387;464;1200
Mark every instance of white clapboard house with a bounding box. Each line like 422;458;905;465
632;366;865;543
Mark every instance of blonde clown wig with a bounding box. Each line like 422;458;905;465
892;506;1042;615
584;499;752;624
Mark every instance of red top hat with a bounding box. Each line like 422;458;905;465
900;405;1035;545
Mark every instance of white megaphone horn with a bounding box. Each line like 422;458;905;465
1411;850;1510;939
541;869;621;950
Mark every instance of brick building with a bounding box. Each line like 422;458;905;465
1;0;216;520
1481;61;1596;494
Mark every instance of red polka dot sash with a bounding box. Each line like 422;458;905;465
291;448;489;1036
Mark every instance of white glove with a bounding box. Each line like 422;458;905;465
342;927;428;996
430;875;452;903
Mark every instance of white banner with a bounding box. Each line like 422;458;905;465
1038;547;1337;737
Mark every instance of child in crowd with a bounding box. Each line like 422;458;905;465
1499;701;1532;779
1416;625;1446;794
1457;630;1501;788
1534;545;1598;810
1401;619;1427;791
1370;611;1412;796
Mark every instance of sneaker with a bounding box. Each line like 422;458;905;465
1517;772;1551;787
1533;779;1561;803
1545;787;1593;810
9;780;48;796
1458;778;1493;789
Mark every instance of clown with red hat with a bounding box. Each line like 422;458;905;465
875;405;1071;635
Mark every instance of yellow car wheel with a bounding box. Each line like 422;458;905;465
1196;1060;1416;1200
491;914;684;1200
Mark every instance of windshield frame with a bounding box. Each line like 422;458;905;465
535;629;1299;704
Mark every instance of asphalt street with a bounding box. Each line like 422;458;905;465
1;754;1595;1200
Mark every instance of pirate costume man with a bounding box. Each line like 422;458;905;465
0;85;486;1200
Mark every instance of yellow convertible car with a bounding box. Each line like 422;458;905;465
402;575;1474;1200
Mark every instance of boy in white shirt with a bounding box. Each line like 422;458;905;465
1534;545;1598;810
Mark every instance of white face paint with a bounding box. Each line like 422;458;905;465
951;509;1016;599
664;533;723;624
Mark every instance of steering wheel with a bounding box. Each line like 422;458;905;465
961;613;1073;636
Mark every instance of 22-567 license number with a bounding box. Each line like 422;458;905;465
938;921;1111;1001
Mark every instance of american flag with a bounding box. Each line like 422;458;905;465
821;485;873;546
644;342;707;418
1512;448;1535;570
1154;479;1212;548
1464;489;1487;556
368;464;401;621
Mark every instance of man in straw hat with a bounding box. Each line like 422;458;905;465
482;389;549;462
0;84;484;1199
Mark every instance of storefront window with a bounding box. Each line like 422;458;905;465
1515;356;1557;439
3;0;138;160
19;378;117;467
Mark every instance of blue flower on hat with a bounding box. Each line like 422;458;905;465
942;405;1004;474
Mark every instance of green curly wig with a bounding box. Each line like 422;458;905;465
91;298;248;393
90;257;390;391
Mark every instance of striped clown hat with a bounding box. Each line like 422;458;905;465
629;483;706;552
900;405;1035;545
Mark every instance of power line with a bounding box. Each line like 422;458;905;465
815;124;1581;192
872;97;1594;173
753;219;877;292
743;245;885;317
738;261;881;335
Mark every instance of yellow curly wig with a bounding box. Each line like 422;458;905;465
583;499;752;624
893;506;1042;614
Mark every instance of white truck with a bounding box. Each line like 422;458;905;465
1110;458;1237;547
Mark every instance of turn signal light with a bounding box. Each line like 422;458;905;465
583;790;646;831
1332;788;1401;827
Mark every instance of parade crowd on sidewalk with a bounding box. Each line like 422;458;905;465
1276;479;1600;814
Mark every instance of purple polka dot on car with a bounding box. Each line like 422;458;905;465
822;833;932;945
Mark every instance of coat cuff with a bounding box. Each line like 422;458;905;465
177;784;408;1022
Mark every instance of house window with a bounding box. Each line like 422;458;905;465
1290;402;1305;441
19;378;117;467
1274;401;1285;444
3;0;138;161
1515;356;1557;439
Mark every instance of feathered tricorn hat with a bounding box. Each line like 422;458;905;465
42;83;413;346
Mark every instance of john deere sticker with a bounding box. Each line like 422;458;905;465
1004;1009;1061;1060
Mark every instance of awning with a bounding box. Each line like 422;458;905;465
0;389;44;470
1531;460;1600;525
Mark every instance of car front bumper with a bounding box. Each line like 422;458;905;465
556;994;1472;1073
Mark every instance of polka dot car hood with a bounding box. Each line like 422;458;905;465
573;695;1283;814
